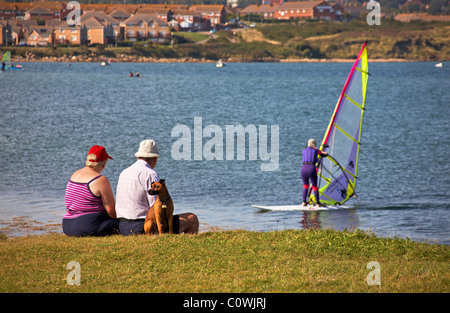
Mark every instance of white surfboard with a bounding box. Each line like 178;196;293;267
251;204;349;211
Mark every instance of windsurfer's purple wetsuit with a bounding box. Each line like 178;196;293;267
301;147;325;204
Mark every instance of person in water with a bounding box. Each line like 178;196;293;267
1;62;5;71
62;145;119;236
301;138;328;206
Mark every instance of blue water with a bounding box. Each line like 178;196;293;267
0;61;449;244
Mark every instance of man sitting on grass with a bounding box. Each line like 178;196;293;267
115;139;199;236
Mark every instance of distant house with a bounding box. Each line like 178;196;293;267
103;4;138;15
168;19;180;31
191;5;226;26
274;1;339;21
27;26;54;46
332;3;345;21
53;22;87;46
0;2;17;20
0;2;30;20
109;10;131;22
25;6;61;21
4;19;38;45
137;5;173;22
241;4;276;19
123;13;169;42
14;2;32;20
171;8;208;31
0;20;26;45
80;4;110;14
81;12;117;45
104;11;128;40
343;2;365;20
82;17;111;45
241;5;259;16
10;25;22;45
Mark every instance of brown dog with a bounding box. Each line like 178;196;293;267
144;179;174;235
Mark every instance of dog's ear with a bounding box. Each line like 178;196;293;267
159;179;165;185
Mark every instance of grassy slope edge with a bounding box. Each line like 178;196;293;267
0;229;448;293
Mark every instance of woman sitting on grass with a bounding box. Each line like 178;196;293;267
62;145;119;237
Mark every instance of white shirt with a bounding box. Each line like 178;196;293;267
115;159;159;219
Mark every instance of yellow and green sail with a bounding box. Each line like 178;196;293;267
2;51;11;62
310;43;369;205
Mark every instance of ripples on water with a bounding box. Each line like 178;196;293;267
0;61;448;244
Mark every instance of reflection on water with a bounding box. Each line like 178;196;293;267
252;205;361;234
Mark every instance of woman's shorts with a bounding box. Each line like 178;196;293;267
62;212;119;237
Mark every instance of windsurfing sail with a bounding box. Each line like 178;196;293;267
2;51;11;66
2;51;22;70
310;43;369;205
2;51;13;70
2;51;11;63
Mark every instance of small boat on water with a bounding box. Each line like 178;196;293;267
216;59;225;68
101;58;112;66
435;62;442;68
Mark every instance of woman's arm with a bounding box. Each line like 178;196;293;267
93;177;117;219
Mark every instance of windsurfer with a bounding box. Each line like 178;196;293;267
1;62;5;71
301;138;327;206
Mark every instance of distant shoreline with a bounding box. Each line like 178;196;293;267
10;56;428;64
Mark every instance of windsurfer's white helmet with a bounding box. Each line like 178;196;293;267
307;138;316;148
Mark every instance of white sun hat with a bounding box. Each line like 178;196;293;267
135;139;160;158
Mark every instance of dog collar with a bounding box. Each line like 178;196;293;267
160;195;171;208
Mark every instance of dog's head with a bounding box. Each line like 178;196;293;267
148;179;169;197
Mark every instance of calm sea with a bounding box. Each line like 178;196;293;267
0;61;448;244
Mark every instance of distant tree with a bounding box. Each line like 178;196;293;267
406;2;421;12
378;0;409;9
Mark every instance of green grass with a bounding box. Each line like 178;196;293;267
0;229;448;293
258;18;450;60
173;32;210;43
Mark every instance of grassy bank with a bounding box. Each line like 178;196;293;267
0;229;448;293
2;19;449;62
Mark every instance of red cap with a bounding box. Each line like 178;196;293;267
88;145;113;162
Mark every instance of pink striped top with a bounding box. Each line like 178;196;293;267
64;175;106;219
